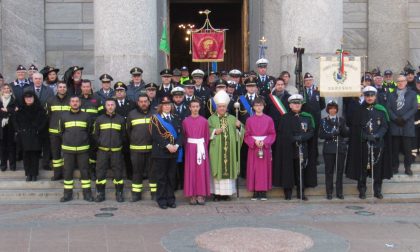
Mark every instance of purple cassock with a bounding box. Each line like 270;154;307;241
244;114;276;192
182;115;211;197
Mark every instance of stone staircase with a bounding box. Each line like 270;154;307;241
0;161;420;203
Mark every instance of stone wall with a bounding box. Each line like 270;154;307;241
409;0;420;69
45;0;94;83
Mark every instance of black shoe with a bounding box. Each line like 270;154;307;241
51;171;63;181
95;192;105;202
116;191;124;202
327;194;332;200
284;189;292;200
26;176;32;182
213;195;220;202
260;192;267;201
336;194;344;200
251;192;258;201
82;189;94;202
159;204;168;209
0;166;6;172
405;167;413;176
223;196;231;201
131;192;142;202
43;165;52;171
150;192;156;200
167;203;177;208
32;176;37;182
359;192;366;199
60;190;73;202
10;166;16;171
374;192;383;199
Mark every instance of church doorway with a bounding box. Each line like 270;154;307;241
169;0;249;73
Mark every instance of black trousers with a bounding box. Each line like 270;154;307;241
0;125;16;169
40;134;51;169
23;151;40;176
358;144;383;194
392;136;413;171
96;150;123;183
63;152;90;182
240;145;248;179
131;151;151;185
323;153;345;196
50;135;63;170
176;162;184;190
154;158;177;206
123;144;133;180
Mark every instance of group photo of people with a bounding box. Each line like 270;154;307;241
0;58;419;209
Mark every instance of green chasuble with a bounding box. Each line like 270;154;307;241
208;113;244;180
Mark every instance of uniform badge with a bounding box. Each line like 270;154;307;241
377;117;381;126
316;95;319;102
301;122;308;132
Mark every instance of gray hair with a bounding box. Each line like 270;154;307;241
32;72;43;80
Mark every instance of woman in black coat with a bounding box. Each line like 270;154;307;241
0;83;17;171
14;90;47;181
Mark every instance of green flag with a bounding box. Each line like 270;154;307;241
159;21;170;54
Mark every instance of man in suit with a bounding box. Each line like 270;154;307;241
387;75;418;175
26;72;54;170
95;74;115;105
114;81;135;180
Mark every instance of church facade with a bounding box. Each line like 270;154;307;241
0;0;418;88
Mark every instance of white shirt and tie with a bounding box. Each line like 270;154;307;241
247;93;255;103
260;75;266;82
35;86;42;97
118;99;124;106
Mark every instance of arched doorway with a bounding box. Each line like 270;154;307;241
169;0;248;73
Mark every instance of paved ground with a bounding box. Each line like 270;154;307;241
0;198;419;252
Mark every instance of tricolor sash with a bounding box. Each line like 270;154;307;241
156;114;183;162
239;95;254;116
268;94;287;115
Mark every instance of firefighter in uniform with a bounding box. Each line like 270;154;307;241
80;79;103;180
59;96;94;202
127;94;154;201
93;98;126;202
46;81;70;181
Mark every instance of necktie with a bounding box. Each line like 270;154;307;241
187;98;190;102
165;88;168;92
119;101;123;106
36;88;40;97
166;115;171;121
177;107;180;114
262;76;265;82
307;88;311;97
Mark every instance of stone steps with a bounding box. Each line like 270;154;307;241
1;162;420;202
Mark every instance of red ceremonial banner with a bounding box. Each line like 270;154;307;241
191;32;225;62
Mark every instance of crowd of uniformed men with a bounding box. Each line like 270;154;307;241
0;58;419;207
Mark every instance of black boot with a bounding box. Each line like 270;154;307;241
359;191;366;199
26;176;32;182
115;184;124;202
95;184;106;202
297;188;308;201
374;191;383;199
284;189;292;200
82;188;94;202
60;189;73;202
131;192;142;202
0;162;6;171
405;166;413;176
51;169;63;181
150;192;156;200
32;176;37;182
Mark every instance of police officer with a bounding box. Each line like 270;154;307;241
179;66;190;84
59;96;94;202
145;82;159;113
127;94;154;201
27;64;38;84
80;79;103;180
319;101;349;200
114;81;135;179
372;72;387;105
346;86;392;199
228;69;244;96
93;98;126;202
95;74;115;105
191;69;211;104
171;87;188;189
11;65;31;106
47;81;70;180
171;68;182;86
127;67;145;102
255;58;275;97
157;69;174;99
150;96;183;209
383;70;397;93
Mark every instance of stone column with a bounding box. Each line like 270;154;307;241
264;0;343;85
94;0;158;88
1;0;45;82
368;0;408;73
